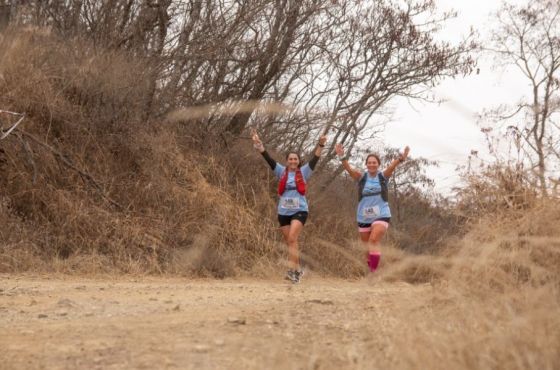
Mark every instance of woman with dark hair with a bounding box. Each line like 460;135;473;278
335;143;410;273
252;129;327;283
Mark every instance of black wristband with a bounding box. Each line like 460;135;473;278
318;144;325;147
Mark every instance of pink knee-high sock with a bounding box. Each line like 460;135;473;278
368;252;381;272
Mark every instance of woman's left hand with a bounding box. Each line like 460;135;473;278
318;135;327;146
401;146;410;161
335;143;345;157
251;129;265;152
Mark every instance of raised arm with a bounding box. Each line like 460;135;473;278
383;146;410;178
251;129;276;170
308;134;327;170
335;143;362;181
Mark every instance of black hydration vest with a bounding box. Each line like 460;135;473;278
358;172;388;202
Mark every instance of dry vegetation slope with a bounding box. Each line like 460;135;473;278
0;30;559;369
380;202;560;369
0;30;282;276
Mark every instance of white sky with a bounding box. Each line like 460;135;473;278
383;0;529;195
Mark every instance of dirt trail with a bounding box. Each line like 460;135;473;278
0;274;428;369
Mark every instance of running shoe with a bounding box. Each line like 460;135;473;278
285;269;296;283
293;269;304;283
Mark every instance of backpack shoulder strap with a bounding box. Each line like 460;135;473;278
377;172;386;182
378;172;388;202
358;172;367;201
278;168;289;195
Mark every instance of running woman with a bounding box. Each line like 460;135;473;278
335;143;410;273
252;129;327;283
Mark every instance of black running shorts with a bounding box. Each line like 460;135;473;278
278;211;308;227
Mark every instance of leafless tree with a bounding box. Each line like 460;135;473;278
6;0;475;161
485;0;560;196
252;1;475;168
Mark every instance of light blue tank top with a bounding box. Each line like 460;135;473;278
356;172;391;223
274;164;313;216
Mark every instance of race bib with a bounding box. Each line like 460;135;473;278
363;206;380;218
281;197;300;209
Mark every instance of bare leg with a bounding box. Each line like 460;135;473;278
287;220;304;270
359;231;370;263
368;224;387;253
367;224;388;272
280;225;290;243
280;225;291;267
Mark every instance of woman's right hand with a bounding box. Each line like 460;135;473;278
251;129;265;152
335;143;345;158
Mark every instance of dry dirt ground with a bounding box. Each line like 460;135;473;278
0;274;429;370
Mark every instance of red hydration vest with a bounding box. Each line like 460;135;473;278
278;169;306;196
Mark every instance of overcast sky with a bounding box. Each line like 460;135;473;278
383;0;529;195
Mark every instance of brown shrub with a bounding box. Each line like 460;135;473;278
0;30;279;276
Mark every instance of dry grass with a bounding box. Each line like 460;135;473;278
0;30;279;276
370;200;560;370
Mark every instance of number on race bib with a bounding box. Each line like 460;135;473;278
363;206;380;217
281;197;300;209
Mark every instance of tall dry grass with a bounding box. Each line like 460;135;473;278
0;30;282;276
372;199;560;369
